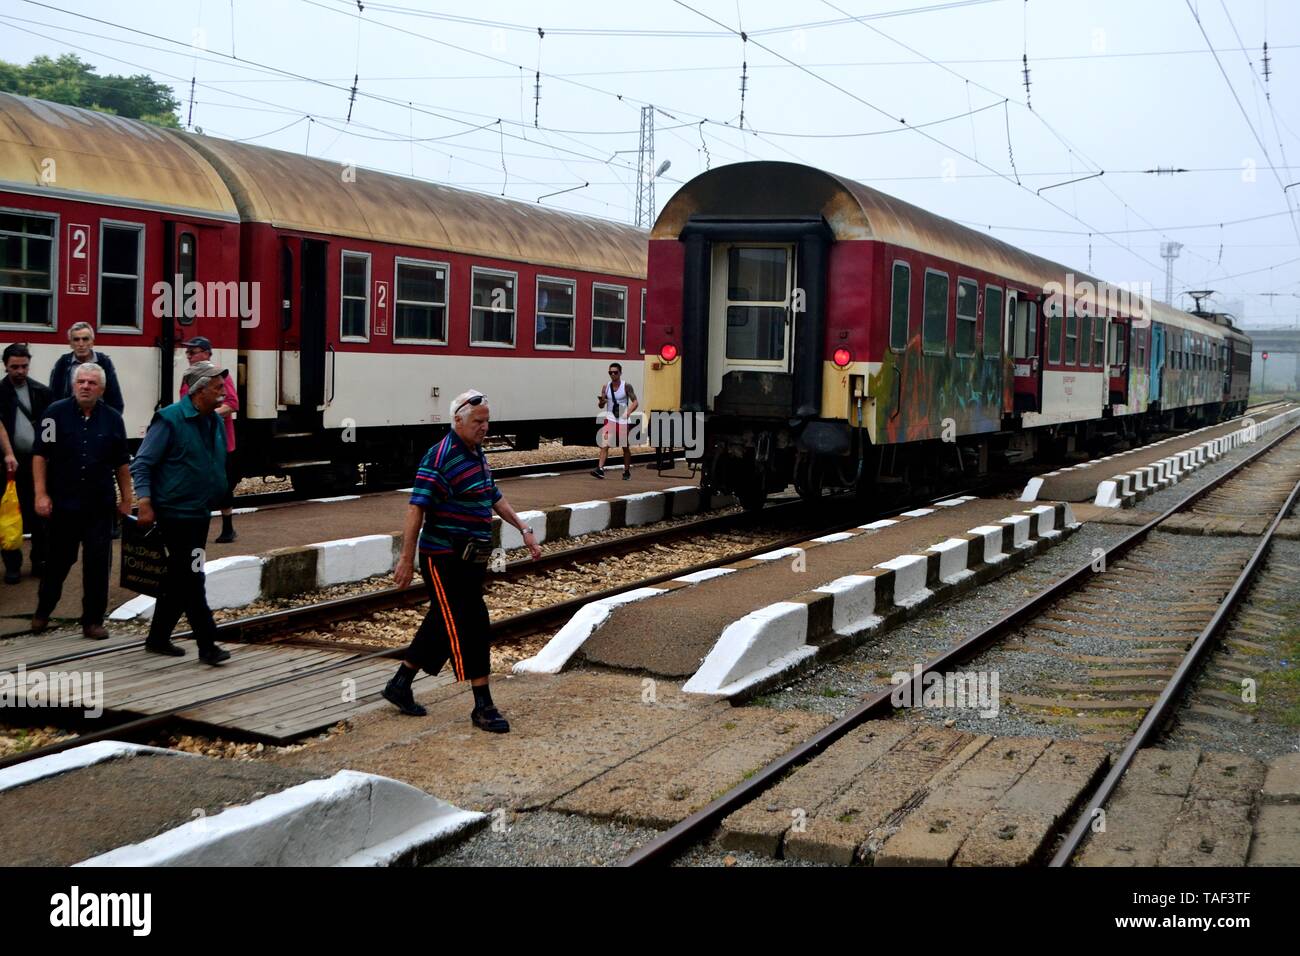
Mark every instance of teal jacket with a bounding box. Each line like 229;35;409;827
130;395;227;520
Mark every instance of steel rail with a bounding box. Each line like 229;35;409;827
1049;469;1300;866
619;416;1300;866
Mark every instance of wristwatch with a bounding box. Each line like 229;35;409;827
521;527;535;537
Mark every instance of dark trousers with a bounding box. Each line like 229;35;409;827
35;506;113;624
219;449;239;511
148;516;220;650
2;453;46;573
404;552;491;681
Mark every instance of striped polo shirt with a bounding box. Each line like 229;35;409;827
409;430;503;556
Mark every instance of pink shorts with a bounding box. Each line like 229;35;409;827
602;421;631;447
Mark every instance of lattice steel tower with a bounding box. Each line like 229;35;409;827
635;106;655;228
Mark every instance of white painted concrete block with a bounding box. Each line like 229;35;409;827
110;594;156;621
1061;503;1078;528
933;497;972;508
927;537;971;583
500;510;547;549
1094;480;1122;508
308;495;362;504
315;534;398;587
1027;504;1059;538
203;555;265;611
966;525;1006;564
80;770;484;867
814;574;880;635
684;601;812;696
620;491;666;526
999;513;1033;547
672;567;736;585
0;741;184;794
900;508;936;518
752;546;805;562
858;519;898;532
876;554;929;606
1018;477;1044;502
811;532;855;544
563;500;612;538
513;587;666;674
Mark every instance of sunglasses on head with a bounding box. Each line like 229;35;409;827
455;393;487;415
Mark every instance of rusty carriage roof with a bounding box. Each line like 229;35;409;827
0;92;238;219
653;161;1227;334
182;135;647;278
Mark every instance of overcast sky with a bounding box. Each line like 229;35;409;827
3;0;1298;326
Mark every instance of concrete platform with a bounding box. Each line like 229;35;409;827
517;497;1077;698
0;462;705;636
1021;404;1299;507
0;741;483;866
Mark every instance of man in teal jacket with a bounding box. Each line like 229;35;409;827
130;361;231;665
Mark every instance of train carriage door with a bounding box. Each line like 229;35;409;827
298;238;329;416
1149;322;1164;406
278;240;300;406
1108;316;1131;406
1011;293;1041;413
707;243;795;407
159;222;207;408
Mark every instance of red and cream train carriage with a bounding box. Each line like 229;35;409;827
0;92;649;493
642;162;1250;507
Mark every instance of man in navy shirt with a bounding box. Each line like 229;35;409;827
31;363;133;639
48;323;125;415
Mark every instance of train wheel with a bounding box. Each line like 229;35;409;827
738;480;767;512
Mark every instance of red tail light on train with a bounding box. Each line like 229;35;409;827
832;347;852;368
659;344;679;363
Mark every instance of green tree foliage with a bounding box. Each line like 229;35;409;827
0;54;181;128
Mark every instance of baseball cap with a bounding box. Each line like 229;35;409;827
181;336;213;351
182;360;229;389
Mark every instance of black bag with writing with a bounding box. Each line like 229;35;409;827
120;517;167;597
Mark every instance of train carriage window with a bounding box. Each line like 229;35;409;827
98;221;144;331
1093;319;1105;367
340;251;370;341
1136;328;1146;367
176;232;197;326
471;268;516;347
725;246;790;361
982;285;1002;360
1048;306;1062;364
1064;313;1078;365
280;245;294;331
922;269;949;355
889;261;910;352
955;278;978;357
1026;300;1038;355
536;276;575;349
592;283;627;352
1080;314;1093;366
0;212;55;329
394;258;448;344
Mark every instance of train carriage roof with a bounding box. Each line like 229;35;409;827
654;161;1233;337
183;135;647;278
0;92;238;219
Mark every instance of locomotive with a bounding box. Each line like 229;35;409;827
0;92;647;494
641;162;1252;508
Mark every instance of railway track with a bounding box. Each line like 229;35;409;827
1;480;1005;770
618;414;1300;866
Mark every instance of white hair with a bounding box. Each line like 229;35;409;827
73;362;106;387
67;321;94;340
451;389;488;423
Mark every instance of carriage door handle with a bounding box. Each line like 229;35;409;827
327;343;336;406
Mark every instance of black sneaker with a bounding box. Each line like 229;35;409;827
622;469;632;480
3;570;17;585
471;706;510;733
215;529;237;544
382;674;428;717
198;645;232;666
145;641;186;657
590;467;605;479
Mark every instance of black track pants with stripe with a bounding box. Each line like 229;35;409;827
404;552;491;681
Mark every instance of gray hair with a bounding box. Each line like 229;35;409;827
189;374;216;394
451;389;488;423
72;362;106;387
67;321;94;341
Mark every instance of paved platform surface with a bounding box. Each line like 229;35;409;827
271;670;830;828
0;751;320;866
1077;749;1300;866
1033;409;1292;502
0;462;698;637
584;497;1043;677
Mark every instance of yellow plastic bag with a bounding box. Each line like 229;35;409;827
0;480;20;551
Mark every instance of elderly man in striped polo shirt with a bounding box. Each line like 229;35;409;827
384;389;542;730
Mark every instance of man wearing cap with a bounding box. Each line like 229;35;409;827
130;361;232;665
30;363;133;639
383;388;542;731
179;337;240;542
